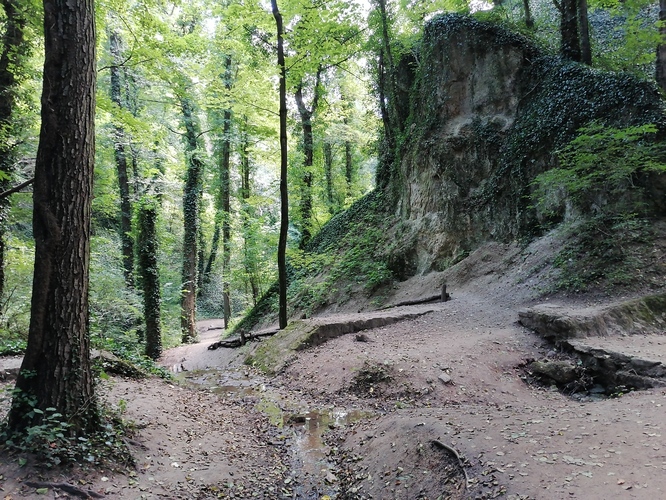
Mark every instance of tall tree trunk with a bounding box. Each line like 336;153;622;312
179;95;204;343
220;61;233;329
578;0;591;65
8;0;97;435
523;0;534;29
272;0;288;330
323;142;335;213
0;0;29;302
294;70;322;248
138;198;162;360
657;0;666;92
109;30;134;287
122;66;142;194
239;123;259;305
221;122;231;328
374;0;396;188
204;56;233;326
345;140;353;196
204;220;220;283
558;0;581;61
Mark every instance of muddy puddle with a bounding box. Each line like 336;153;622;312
175;368;372;498
282;408;371;498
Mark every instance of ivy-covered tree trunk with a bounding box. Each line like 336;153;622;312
578;0;591;65
122;65;142;194
137;198;162;360
179;95;204;343
204;55;233;326
272;0;288;330
197;227;205;294
294;71;322;248
8;0;98;435
0;0;30;301
221;110;232;328
323;142;335;212
657;0;666;92
345;140;353;196
558;0;581;62
109;30;134;287
373;0;398;188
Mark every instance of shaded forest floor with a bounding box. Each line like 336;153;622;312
1;238;666;499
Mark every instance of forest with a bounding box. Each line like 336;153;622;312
1;0;666;497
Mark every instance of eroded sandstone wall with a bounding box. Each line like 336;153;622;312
391;14;666;273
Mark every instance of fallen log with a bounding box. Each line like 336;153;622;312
208;329;280;350
381;285;451;310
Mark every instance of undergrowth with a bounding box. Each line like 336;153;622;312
551;214;653;292
0;386;136;468
232;190;397;331
288;192;396;315
532;121;664;293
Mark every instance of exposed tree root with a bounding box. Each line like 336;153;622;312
24;481;105;499
431;439;469;490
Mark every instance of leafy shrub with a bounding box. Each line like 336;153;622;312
533;122;666;218
532;122;665;292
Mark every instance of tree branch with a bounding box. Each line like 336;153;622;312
0;177;34;199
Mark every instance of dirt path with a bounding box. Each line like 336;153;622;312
280;292;666;499
1;260;665;498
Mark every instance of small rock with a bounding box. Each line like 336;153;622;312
439;373;452;384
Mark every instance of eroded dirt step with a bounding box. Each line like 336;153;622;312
518;293;666;341
520;294;666;394
566;335;666;390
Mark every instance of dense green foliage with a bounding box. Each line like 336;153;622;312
534;122;666;216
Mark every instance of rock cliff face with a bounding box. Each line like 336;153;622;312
390;14;666;273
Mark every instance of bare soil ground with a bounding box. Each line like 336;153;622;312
1;239;665;499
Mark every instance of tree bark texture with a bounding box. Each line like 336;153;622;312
0;0;30;301
109;30;134;287
559;0;581;62
578;0;591;65
137;199;162;360
221;107;232;328
657;0;666;92
8;0;97;435
179;95;203;343
272;0;288;330
197;226;205;294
